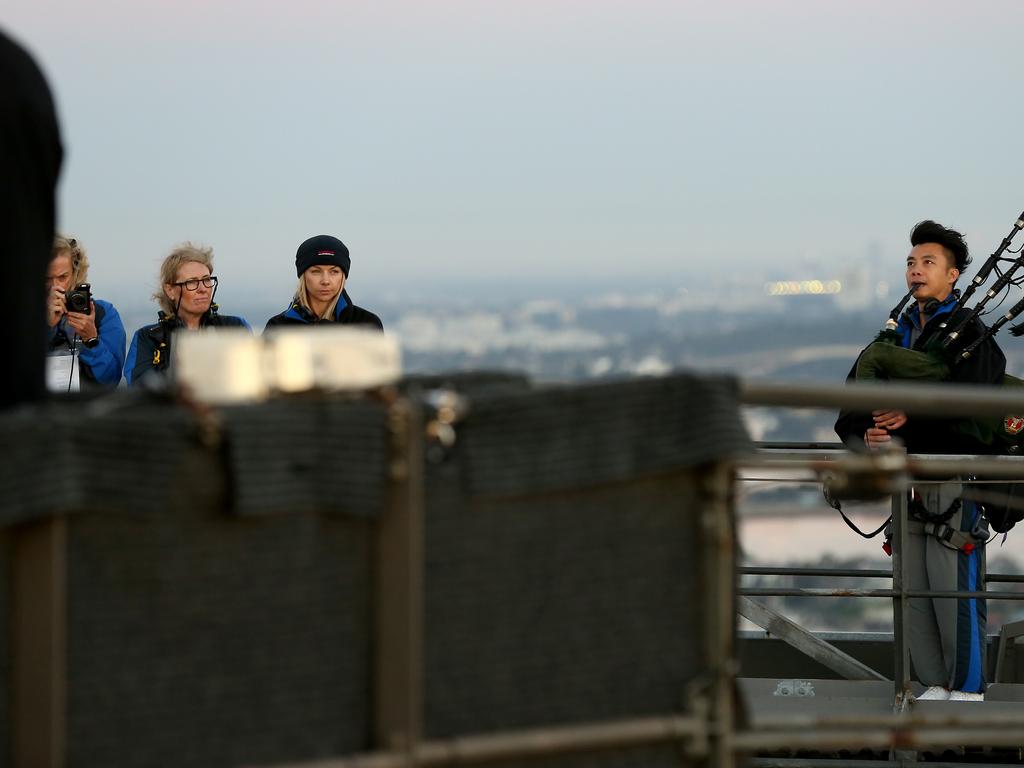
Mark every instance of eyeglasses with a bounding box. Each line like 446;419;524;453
174;275;218;291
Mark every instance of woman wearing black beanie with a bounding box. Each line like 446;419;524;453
264;235;383;331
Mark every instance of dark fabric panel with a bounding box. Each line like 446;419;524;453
0;375;739;767
221;399;388;519
0;374;743;524
458;373;750;497
64;451;373;768
0;398;388;527
0;401;192;527
424;461;706;757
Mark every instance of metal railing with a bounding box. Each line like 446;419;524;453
738;444;1024;706
734;378;1024;760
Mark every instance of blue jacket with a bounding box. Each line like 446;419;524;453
263;289;383;332
896;292;958;349
46;298;126;387
125;308;251;386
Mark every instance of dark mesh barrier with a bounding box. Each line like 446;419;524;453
63;450;374;767
220;400;388;519
419;375;748;767
456;375;749;497
423;472;705;768
0;403;192;527
0;372;748;768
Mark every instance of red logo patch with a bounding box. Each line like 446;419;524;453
317;250;335;257
1005;416;1024;435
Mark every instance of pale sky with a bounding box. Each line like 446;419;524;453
6;0;1024;305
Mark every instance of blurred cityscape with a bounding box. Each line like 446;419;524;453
117;258;913;389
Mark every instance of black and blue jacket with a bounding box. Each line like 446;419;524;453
124;307;251;387
896;292;958;349
46;298;127;387
263;289;383;332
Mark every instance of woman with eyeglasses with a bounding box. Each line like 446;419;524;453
124;243;250;386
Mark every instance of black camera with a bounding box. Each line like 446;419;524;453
65;283;92;315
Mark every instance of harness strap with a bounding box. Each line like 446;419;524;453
909;489;961;525
906;519;983;553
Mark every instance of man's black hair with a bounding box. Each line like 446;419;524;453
910;220;971;272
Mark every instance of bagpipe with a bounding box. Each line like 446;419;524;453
849;209;1024;530
855;209;1024;445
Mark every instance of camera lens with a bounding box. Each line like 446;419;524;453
66;284;91;314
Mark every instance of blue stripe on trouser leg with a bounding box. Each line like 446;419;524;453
954;500;985;693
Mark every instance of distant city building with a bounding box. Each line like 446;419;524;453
764;279;842;297
834;264;875;310
763;263;886;311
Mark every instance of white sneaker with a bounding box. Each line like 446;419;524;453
916;685;951;700
949;690;984;702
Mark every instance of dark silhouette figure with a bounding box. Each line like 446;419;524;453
0;28;63;407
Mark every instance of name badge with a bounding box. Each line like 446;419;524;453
46;351;80;393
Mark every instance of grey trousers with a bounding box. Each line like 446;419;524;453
904;481;987;693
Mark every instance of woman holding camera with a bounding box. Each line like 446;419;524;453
264;235;383;331
125;243;250;386
46;235;127;388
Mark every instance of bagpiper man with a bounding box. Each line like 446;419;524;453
836;220;1005;701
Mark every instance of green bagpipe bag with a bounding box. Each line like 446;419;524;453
853;331;1024;451
852;331;1024;531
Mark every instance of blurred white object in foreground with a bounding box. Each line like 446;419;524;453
264;328;401;393
173;331;267;404
173;328;401;404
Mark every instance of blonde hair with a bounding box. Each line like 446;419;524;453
52;235;89;286
154;243;214;316
295;276;342;321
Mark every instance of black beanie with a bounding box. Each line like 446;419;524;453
295;235;351;277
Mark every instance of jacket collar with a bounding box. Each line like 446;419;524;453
904;290;958;331
158;304;219;330
282;291;350;323
897;290;959;348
